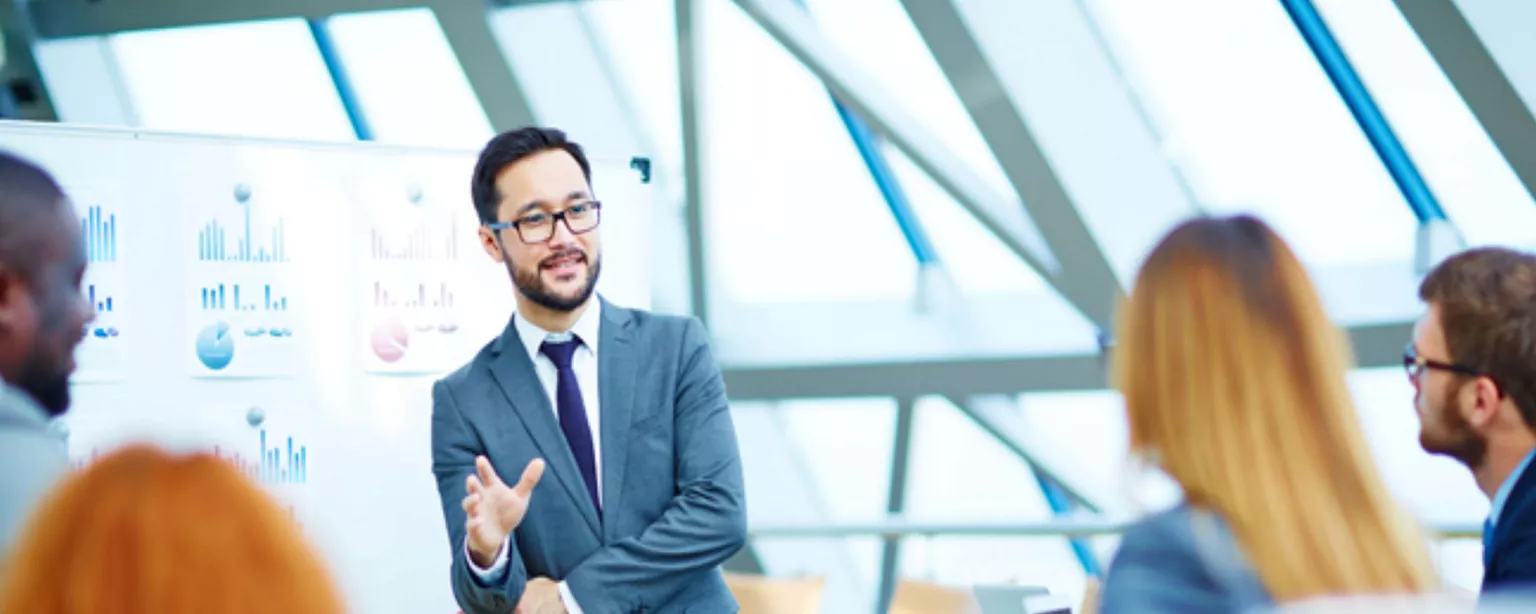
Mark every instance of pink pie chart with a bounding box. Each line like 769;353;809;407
371;320;409;363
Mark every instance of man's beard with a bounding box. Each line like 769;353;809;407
1420;383;1487;469
506;247;601;313
13;343;71;418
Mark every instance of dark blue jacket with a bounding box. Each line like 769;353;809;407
1485;462;1536;593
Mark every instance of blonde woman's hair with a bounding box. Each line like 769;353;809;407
1113;214;1435;600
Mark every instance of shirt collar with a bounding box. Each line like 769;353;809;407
513;299;603;361
1491;448;1536;527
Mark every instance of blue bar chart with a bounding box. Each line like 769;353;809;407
198;203;288;263
88;284;115;313
212;429;308;485
80;205;117;263
200;283;289;312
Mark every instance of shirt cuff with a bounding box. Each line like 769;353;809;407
558;580;585;614
465;534;512;586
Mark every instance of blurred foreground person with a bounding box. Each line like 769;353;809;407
0;444;346;614
0;151;94;559
1412;248;1536;592
1100;215;1437;612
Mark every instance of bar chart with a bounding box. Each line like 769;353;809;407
200;283;289;312
370;215;458;261
198;202;288;263
88;284;115;313
373;281;454;310
212;428;308;485
79;205;118;263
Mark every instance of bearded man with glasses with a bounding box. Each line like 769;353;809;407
1411;247;1536;595
429;127;746;614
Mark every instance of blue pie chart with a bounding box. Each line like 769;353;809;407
196;321;235;370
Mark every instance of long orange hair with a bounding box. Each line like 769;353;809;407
1114;215;1435;600
0;444;346;614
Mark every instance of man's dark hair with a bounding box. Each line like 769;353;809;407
1420;247;1536;430
470;127;591;224
0;151;67;276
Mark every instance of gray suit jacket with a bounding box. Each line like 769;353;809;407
1101;505;1274;614
0;381;67;562
431;300;747;614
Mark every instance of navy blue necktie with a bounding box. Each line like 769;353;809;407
540;338;601;519
1485;516;1495;567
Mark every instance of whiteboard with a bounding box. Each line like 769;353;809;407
0;121;653;614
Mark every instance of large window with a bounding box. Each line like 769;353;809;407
1081;0;1418;267
1316;0;1536;250
699;0;917;305
323;8;493;148
109;19;355;141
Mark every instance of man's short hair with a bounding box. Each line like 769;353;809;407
470;127;591;224
1420;247;1536;429
0;151;67;277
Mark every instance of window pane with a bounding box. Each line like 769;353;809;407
804;0;1015;207
700;0;917;304
883;143;1045;295
1083;0;1417;266
1315;0;1536;250
109;19;355;141
902;397;1085;597
488;2;644;157
323;8;494;148
583;0;683;180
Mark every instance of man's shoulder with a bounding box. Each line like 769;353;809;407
0;385;53;432
435;336;503;391
604;303;702;344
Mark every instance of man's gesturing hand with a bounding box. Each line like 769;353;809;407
463;455;545;567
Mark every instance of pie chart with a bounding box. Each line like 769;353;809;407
196;321;236;370
371;319;408;363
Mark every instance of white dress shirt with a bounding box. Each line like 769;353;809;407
467;301;603;614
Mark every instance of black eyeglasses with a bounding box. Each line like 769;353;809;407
486;201;602;245
1402;343;1482;382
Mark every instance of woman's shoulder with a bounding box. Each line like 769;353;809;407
1101;505;1271;613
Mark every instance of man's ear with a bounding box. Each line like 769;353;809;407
0;264;27;331
478;227;505;264
1474;376;1511;425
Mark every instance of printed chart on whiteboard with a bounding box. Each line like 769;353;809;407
363;184;475;373
70;187;127;383
185;183;301;378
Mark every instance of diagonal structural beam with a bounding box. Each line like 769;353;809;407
1391;0;1536;210
431;2;538;133
1282;0;1447;222
728;0;1089;319
900;0;1123;331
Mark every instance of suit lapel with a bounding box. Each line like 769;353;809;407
598;300;639;541
484;318;602;537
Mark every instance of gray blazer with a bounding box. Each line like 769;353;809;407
1100;505;1274;614
431;300;747;614
0;381;67;562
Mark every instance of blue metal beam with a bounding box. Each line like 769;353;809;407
1280;0;1445;221
834;102;938;264
795;0;936;265
308;18;374;141
1036;472;1102;577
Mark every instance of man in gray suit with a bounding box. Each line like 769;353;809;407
0;151;93;557
432;127;747;614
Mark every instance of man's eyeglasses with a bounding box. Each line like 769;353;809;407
1402;343;1482;382
486;201;602;245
